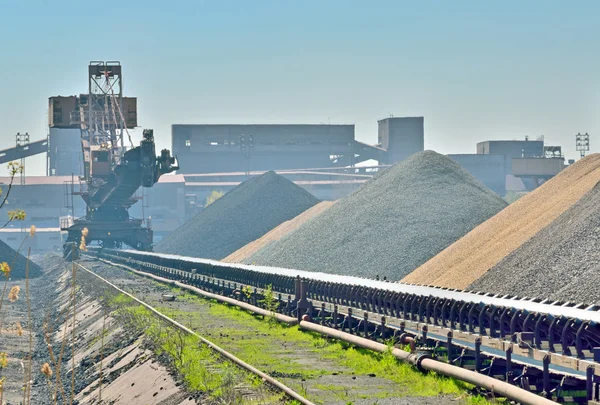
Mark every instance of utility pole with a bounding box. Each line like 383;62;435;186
15;132;29;185
240;134;253;178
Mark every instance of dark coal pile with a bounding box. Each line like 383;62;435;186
470;182;600;304
156;171;320;259
248;150;507;280
0;239;42;279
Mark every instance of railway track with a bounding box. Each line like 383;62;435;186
74;260;316;405
93;248;600;404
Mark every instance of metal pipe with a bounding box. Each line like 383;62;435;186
299;322;556;405
419;359;554;405
101;256;556;405
77;263;313;405
399;333;416;352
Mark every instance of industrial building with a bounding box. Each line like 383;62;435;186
48;128;83;176
0;107;574;251
448;154;507;196
477;139;545;171
1;228;62;254
0;115;427;249
172;117;424;174
378;117;424;163
474;138;567;191
174;124;355;173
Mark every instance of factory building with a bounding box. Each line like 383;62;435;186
0;176;86;229
173;124;357;174
378;117;424;164
473;139;566;193
477;139;544;172
48;128;83;176
0;115;427;249
0;228;62;254
172;117;425;174
0;110;571;250
447;154;507;196
0;176;87;253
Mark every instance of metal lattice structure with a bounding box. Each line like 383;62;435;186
240;134;253;177
76;62;134;180
15;132;29;185
56;62;179;259
576;133;590;159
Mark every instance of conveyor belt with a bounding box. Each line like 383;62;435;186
0;139;48;164
98;248;600;402
116;249;600;323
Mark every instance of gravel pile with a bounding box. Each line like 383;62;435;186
403;153;600;289
0;239;42;279
470;181;600;304
222;201;336;263
156;171;320;259
247;150;507;280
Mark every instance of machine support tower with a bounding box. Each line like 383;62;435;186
50;62;179;260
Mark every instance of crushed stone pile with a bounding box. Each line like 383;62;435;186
222;201;336;263
247;150;507;280
403;153;600;289
469;182;600;304
155;171;320;260
0;239;42;279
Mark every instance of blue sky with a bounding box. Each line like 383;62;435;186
0;0;598;175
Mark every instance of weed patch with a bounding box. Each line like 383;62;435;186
157;288;501;404
110;295;281;404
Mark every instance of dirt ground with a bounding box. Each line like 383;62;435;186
0;255;275;405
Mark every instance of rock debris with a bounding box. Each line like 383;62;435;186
156;171;319;260
247;150;506;280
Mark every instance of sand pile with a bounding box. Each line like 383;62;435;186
155;171;319;260
403;154;600;289
222;201;336;263
470;182;600;304
248;151;507;279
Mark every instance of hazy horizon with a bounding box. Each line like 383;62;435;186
1;0;598;176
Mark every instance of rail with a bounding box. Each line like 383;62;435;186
96;248;600;403
75;261;315;405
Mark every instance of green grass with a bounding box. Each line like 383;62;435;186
156;289;502;405
111;298;283;404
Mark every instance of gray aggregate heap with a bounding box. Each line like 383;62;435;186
470;181;600;304
156;171;320;260
0;239;42;279
248;150;508;280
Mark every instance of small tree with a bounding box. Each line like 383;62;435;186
205;190;224;207
0;162;26;229
259;284;279;326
